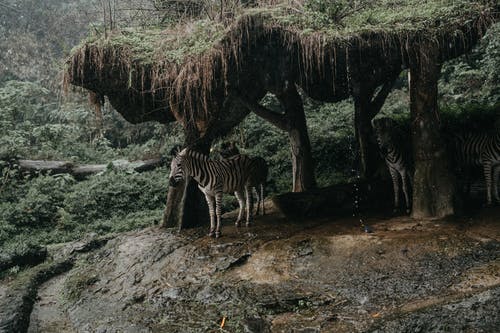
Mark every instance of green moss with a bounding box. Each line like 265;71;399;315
63;263;99;302
260;0;491;37
75;19;226;65
70;0;494;66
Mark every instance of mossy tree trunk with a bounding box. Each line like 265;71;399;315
409;42;455;219
88;91;105;138
276;82;317;192
352;79;395;180
162;130;211;230
236;82;316;192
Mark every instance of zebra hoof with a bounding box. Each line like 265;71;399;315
215;231;221;238
208;230;216;238
235;221;241;227
245;222;251;227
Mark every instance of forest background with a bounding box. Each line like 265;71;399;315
0;0;498;259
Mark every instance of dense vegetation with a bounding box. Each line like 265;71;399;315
0;1;498;260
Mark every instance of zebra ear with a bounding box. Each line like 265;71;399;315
170;145;182;156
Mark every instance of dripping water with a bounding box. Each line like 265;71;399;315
348;132;373;234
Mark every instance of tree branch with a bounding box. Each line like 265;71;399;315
234;95;289;131
369;78;396;119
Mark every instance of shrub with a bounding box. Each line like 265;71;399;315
64;168;168;224
0;175;72;228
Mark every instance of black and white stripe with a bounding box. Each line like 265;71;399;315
372;117;413;213
247;156;268;216
219;142;268;216
449;131;500;205
169;148;256;238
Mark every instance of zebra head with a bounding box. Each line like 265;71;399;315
219;141;240;159
168;147;188;187
372;117;397;155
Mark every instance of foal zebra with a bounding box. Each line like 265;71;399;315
372;117;413;213
219;142;268;215
448;130;500;205
169;147;257;238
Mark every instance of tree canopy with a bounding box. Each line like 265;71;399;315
65;0;499;140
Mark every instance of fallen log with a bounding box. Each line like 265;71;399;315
12;157;166;180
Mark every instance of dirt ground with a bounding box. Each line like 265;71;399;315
2;204;499;332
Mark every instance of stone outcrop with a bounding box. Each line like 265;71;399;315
2;207;499;332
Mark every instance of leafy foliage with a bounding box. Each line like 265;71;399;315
0;169;166;250
0;79;181;162
64;169;167;224
439;22;500;105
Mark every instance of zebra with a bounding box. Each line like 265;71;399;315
246;156;268;216
448;130;500;205
169;147;258;238
372;117;413;214
219;142;268;215
219;142;240;159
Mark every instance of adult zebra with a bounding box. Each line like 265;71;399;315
169;147;258;238
372;117;413;214
219;142;268;215
448;130;500;205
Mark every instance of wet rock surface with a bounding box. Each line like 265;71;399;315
1;206;499;332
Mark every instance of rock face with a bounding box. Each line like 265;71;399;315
2;207;500;332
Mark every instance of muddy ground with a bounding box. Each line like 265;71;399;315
1;204;499;332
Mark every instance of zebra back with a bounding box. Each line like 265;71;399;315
218;142;268;186
180;148;254;192
247;156;268;186
448;131;500;167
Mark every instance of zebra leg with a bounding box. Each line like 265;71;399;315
493;165;500;204
204;194;216;237
389;167;400;213
245;186;254;227
234;191;245;227
253;187;260;215
401;171;411;214
215;192;223;238
483;161;493;206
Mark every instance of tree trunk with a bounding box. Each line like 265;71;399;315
352;78;396;180
276;83;317;192
353;100;381;179
234;83;316;193
161;135;211;230
88;91;104;138
409;43;455;219
162;179;187;229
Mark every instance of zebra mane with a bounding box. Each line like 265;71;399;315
181;148;209;161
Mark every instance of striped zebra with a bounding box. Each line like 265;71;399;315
448;130;500;205
219;142;240;159
219;142;268;215
372;117;413;214
169;147;258;238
